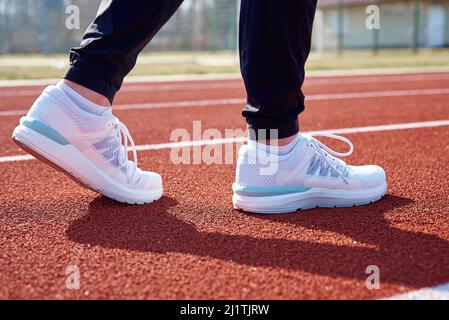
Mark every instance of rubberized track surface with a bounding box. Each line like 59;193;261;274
0;71;448;299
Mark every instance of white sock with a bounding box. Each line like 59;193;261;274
56;81;111;116
249;134;300;155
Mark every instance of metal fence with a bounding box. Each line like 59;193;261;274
314;0;449;52
0;0;240;55
0;0;448;55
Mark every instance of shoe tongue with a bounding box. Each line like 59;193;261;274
295;134;309;149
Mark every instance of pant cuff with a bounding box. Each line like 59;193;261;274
63;66;117;103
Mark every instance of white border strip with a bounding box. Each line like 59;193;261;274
1;119;448;163
0;73;242;87
2;73;449;97
2;67;449;87
385;282;449;300
2;87;449;117
0;82;244;97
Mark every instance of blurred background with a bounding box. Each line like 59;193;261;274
0;0;448;79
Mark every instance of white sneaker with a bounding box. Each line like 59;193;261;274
233;133;387;214
12;85;163;204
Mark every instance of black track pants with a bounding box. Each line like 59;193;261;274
64;0;317;139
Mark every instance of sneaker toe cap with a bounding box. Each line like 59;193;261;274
140;171;163;190
351;165;386;188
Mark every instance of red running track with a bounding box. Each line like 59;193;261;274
0;71;449;299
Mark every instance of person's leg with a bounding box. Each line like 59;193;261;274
239;0;316;143
64;0;184;104
12;0;184;204
233;0;387;214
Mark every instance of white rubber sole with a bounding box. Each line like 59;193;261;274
232;182;387;214
12;124;163;205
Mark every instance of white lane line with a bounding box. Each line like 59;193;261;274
306;120;449;135
307;87;449;100
2;73;449;97
0;154;34;163
2;67;449;88
114;98;245;111
0;73;243;87
306;73;449;85
135;136;246;152
385;282;449;300
2;87;449;117
0;110;26;116
0;89;43;97
117;82;242;93
1;119;448;163
0;82;243;97
0;98;245;117
121;74;449;90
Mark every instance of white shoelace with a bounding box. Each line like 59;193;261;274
114;118;139;183
305;133;354;184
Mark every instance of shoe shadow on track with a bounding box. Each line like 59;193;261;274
66;194;449;287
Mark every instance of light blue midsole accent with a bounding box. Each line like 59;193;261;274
233;184;311;197
20;118;69;145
